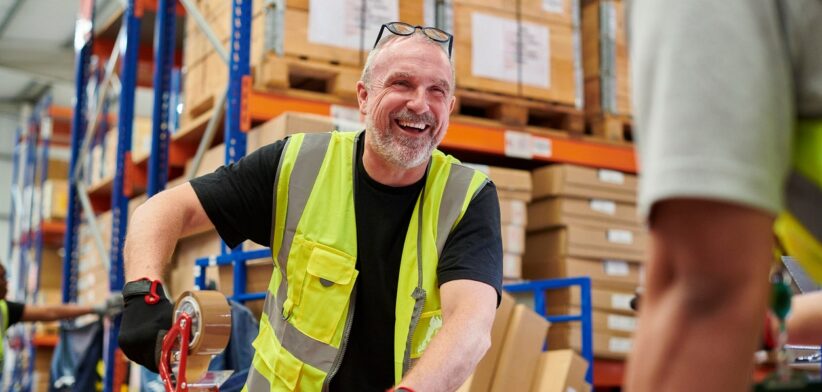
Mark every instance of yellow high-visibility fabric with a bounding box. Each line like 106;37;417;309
247;131;488;390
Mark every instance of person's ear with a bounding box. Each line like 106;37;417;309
357;81;368;116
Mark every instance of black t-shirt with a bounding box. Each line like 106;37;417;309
191;133;502;391
6;301;24;327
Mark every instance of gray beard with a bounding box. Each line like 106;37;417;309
366;117;437;169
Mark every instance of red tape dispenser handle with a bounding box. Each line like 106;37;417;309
159;313;193;392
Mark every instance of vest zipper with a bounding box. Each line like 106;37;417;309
321;284;357;392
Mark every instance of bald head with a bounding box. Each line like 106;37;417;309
361;32;455;91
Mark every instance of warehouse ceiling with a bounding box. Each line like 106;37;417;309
0;0;123;116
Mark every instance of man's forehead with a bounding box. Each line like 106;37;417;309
372;39;452;82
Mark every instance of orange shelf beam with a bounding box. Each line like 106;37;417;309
32;333;59;348
42;221;66;247
593;359;625;388
249;92;637;173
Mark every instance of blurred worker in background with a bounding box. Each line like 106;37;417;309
0;262;124;368
626;0;822;391
118;21;502;392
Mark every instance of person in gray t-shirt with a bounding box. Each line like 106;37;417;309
626;0;822;390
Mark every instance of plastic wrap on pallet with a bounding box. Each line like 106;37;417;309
571;0;583;109
600;0;617;113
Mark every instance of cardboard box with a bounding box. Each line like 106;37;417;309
503;253;522;279
528;196;640;231
248;111;336;150
454;0;575;26
499;198;527;226
547;286;636;315
548;324;633;360
468;165;532;194
553;306;636;337
501;224;525;255
524;222;647;264
523;256;642;291
453;4;578;105
531;349;591;392
490;304;551;392
171;230;223;298
457;291;516;392
531;164;637;203
42;179;68;221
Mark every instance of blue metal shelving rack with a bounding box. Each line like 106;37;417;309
68;0;182;389
4;96;61;391
505;277;595;384
188;0;271;304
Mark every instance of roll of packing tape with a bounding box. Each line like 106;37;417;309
172;291;232;383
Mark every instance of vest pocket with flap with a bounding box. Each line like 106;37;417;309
291;238;359;344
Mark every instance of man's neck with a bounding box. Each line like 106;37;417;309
362;140;427;187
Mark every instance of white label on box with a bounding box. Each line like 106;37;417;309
604;260;630;276
503;254;521;278
520;20;551;88
330;105;364;131
609;336;633;353
590;199;616;215
543;0;564;14
504;130;533;159
611;293;634;311
308;0;398;50
565;387;577;392
608;314;637;332
471;12;520;84
532;136;552;158
607;229;633;245
598;169;625;184
510;200;526;226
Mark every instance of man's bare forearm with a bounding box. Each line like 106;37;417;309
21;304;95;322
124;183;213;282
399;280;496;392
399;315;490;391
625;199;774;392
787;292;822;345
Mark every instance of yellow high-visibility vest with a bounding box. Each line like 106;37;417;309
243;131;489;391
774;120;822;283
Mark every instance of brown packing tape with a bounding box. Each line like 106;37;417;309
173;291;232;383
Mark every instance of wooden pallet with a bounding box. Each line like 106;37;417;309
455;89;585;134
254;54;360;101
587;113;633;142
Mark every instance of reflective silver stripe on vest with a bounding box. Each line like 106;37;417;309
435;164;482;256
786;170;822;240
245;363;272;392
266;132;339;374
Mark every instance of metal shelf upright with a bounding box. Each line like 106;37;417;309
67;0;143;390
183;0;269;303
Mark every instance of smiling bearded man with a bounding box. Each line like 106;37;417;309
119;23;503;392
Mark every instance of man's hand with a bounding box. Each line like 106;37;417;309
117;279;173;373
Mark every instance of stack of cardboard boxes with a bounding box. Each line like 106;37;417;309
524;163;643;360
451;0;579;106
458;292;590;392
468;165;531;281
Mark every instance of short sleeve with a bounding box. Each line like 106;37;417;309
630;0;794;218
190;140;286;248
437;183;503;305
6;301;24;326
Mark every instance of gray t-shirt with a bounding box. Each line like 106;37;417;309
629;0;822;218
